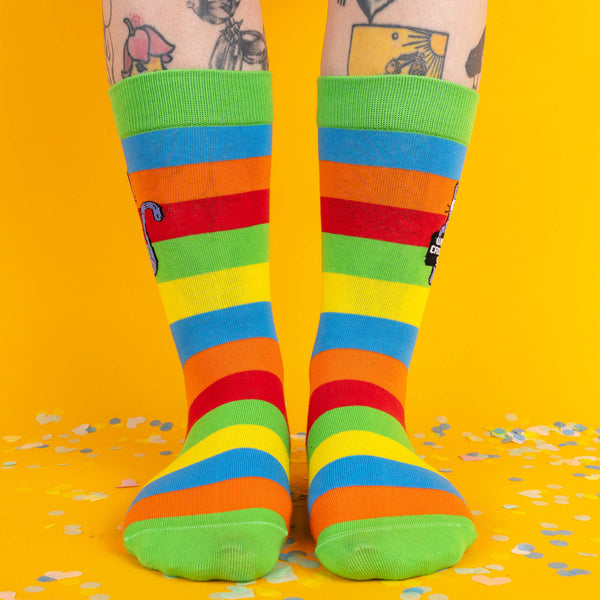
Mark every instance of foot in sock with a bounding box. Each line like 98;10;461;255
307;74;480;580
109;69;291;581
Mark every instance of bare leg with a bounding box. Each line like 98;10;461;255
103;0;268;86
321;0;487;89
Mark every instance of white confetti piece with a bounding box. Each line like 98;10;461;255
80;582;102;589
491;535;509;541
265;563;297;583
541;522;558;528
147;435;167;444
518;490;542;498
505;413;518;421
36;413;61;425
574;515;591;521
54;446;76;454
0;593;16;600
24;586;44;593
503;504;520;510
485;564;505;571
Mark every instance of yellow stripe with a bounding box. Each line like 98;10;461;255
147;424;290;484
308;430;439;484
158;263;271;324
322;272;430;327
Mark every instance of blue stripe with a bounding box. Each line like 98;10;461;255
122;124;272;173
308;455;464;514
171;302;277;366
318;128;466;180
128;448;290;510
311;312;418;367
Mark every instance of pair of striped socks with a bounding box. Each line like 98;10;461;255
109;68;479;582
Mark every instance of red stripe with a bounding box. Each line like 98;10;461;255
321;196;447;246
140;189;269;242
187;370;286;433
307;380;405;435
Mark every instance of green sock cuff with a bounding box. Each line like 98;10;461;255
109;69;273;139
317;74;479;145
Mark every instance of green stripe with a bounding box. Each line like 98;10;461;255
155;225;269;283
322;233;431;287
307;406;414;462
182;400;290;454
123;510;288;580
317;74;479;145
109;69;273;139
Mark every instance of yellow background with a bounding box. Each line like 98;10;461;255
1;1;598;599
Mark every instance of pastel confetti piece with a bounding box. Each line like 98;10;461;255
491;535;509;541
485;564;505;571
71;424;90;436
471;575;512;586
115;479;138;488
54;446;76;454
208;589;254;599
36;413;61;425
511;543;535;555
147;435;167;444
518;490;542;498
126;417;146;429
0;593;16;600
503;504;519;510
19;442;46;449
548;562;569;568
89;595;111;600
43;570;82;580
574;515;591;521
428;595;448;600
2;436;21;442
265;563;297;583
80;583;102;589
24;586;44;593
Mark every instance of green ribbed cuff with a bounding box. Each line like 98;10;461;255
109;69;273;139
317;74;479;145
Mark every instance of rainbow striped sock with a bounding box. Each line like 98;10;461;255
307;74;480;580
109;70;291;581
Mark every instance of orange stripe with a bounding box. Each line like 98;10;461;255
124;477;291;530
129;156;271;208
183;338;284;407
309;348;407;399
319;161;456;214
310;486;473;539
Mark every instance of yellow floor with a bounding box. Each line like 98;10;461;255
1;411;597;599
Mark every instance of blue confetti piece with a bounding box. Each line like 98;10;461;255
554;421;566;428
569;569;591;576
150;420;161;427
558;441;577;446
557;569;575;577
517;543;535;552
159;450;172;456
423;441;436;446
554;530;573;536
37;576;55;582
109;418;121;424
501;437;512;443
403;587;427;594
526;552;544;559
86;426;96;433
511;428;525;434
586;465;600;470
573;424;587;431
573;473;587;477
550;540;569;547
439;423;451;430
548;562;568;569
541;530;557;536
37;444;49;449
160;422;173;432
509;477;523;481
561;429;575;436
80;448;93;453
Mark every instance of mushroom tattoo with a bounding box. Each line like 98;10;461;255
121;18;175;79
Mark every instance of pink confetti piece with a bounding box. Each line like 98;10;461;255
471;575;512;586
0;592;16;600
459;454;486;461
43;570;82;580
71;424;90;436
115;479;139;488
18;442;46;449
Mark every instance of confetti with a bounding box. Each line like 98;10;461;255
471;576;512;586
115;478;138;488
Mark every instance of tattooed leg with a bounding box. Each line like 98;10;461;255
308;0;488;581
321;0;486;89
103;0;267;84
104;1;288;583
